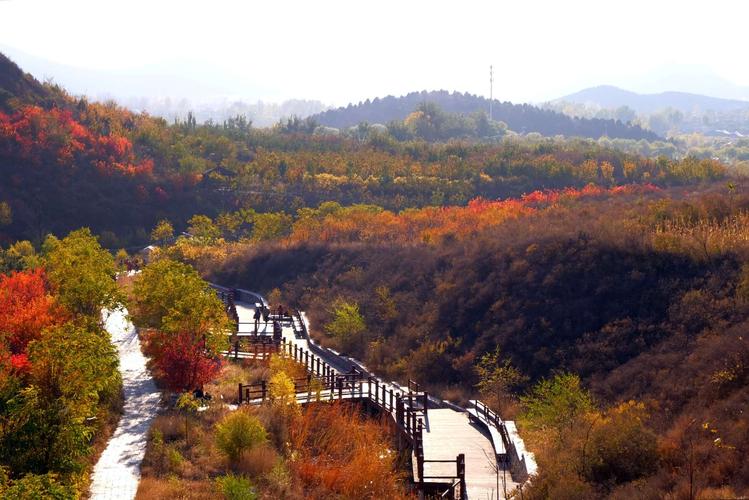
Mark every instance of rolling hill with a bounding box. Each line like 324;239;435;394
312;90;659;140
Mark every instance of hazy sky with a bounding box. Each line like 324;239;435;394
1;0;748;105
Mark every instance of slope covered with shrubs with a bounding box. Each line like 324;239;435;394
208;183;749;497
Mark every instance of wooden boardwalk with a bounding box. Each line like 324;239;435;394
229;295;529;499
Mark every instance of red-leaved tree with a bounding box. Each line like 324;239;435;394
0;268;64;353
153;330;222;392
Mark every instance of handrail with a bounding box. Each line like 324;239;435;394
227;301;469;495
471;399;513;458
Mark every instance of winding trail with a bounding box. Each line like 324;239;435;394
89;308;161;500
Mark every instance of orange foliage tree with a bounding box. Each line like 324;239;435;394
0;268;63;353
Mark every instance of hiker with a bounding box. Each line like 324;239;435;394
273;320;282;341
262;305;270;323
253;305;261;334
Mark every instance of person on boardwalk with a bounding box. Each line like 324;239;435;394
273;320;282;341
253;305;261;334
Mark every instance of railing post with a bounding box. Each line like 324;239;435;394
238;383;243;404
337;377;343;399
396;395;403;426
423;391;428;417
234;340;239;360
457;453;466;497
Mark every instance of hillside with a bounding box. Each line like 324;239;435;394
207;183;749;498
557;84;749;114
312;90;659;140
0;53;63;112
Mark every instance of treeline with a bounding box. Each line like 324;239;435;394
313;90;660;140
205;184;749;498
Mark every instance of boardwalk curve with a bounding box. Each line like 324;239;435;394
222;289;534;499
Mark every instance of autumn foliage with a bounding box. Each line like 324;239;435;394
0;268;62;353
289;403;407;499
0;106;153;176
152;330;222;392
286;184;660;245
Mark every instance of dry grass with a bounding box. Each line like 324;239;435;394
136;477;220;499
153;414;186;442
289;402;409;499
206;360;270;404
234;444;279;479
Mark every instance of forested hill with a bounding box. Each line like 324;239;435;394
0;53;64;112
313;90;660;140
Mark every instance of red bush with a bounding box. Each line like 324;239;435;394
153;330;222;392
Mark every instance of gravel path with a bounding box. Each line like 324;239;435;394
89;308;161;500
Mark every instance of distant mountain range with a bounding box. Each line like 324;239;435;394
555;85;749;114
312;90;659;141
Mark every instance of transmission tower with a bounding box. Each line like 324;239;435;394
489;65;494;121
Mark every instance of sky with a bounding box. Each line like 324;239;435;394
1;0;748;105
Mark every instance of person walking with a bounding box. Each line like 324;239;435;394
253;305;261;334
273;320;282;341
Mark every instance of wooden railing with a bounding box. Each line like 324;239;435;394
233;337;462;494
425;454;465;499
472;399;512;456
228;336;279;360
217;287;466;496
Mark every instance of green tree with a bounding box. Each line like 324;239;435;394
43;228;120;317
520;373;594;438
474;347;528;413
150;219;174;246
1;240;40;272
1;322;119;473
187;215;221;245
1;472;74;499
325;301;366;352
131;259;230;354
251;212;293;242
215;410;267;463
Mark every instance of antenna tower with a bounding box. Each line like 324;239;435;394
489;65;494;121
